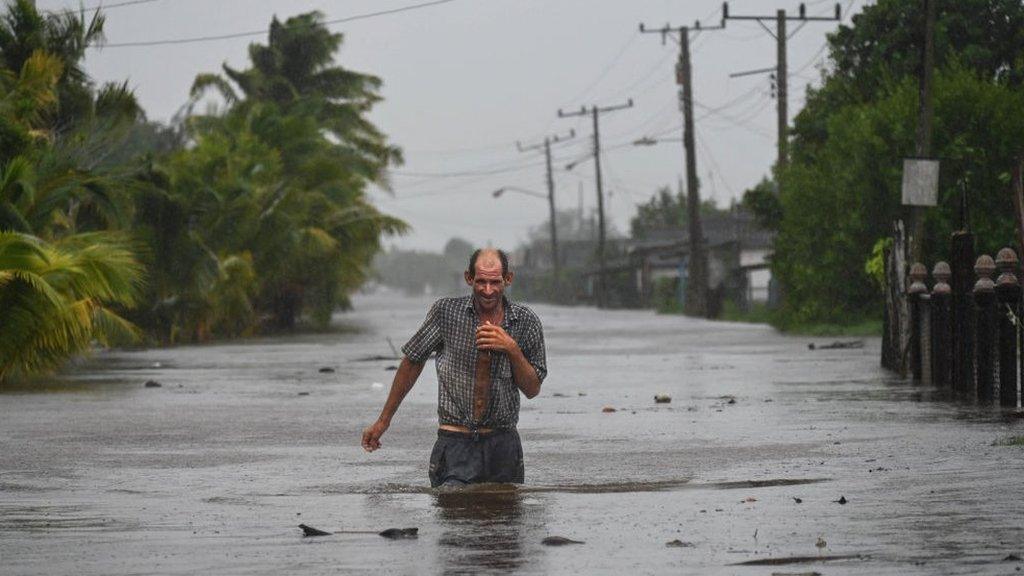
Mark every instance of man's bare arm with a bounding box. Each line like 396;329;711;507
361;356;426;452
506;344;541;399
476;323;541;399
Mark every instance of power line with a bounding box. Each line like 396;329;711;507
605;49;675;101
694;126;736;198
102;0;457;48
561;33;640;107
44;0;160;13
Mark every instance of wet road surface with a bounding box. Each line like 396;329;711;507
2;292;1023;575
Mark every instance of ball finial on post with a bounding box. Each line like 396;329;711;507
973;255;996;293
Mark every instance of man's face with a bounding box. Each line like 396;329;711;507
465;253;511;313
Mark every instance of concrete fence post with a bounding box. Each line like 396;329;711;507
930;262;952;390
909;263;929;382
973;255;997;405
995;248;1021;408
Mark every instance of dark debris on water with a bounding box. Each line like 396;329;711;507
298;524;418;539
542;536;585;546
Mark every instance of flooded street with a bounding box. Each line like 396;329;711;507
3;291;1023;575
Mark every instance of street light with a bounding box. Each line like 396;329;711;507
492;186;559;278
633;135;683;146
492;186;547;199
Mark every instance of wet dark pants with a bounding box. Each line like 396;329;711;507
428;429;524;488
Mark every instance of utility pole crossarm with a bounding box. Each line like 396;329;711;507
516;129;574;153
723;2;842;21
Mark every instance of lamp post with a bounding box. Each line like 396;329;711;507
493;186;559;279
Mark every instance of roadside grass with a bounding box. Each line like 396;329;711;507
651;290;882;337
778;319;883;337
718;301;883;337
719;302;772;324
992;436;1024;447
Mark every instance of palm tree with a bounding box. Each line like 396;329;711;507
191;11;403;182
0;2;149;379
176;13;407;332
0;230;143;382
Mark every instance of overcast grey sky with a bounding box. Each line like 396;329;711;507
39;0;865;252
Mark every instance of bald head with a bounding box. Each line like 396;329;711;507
467;248;509;278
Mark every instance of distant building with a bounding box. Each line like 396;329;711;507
581;209;774;313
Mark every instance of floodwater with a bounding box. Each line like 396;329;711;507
2;291;1023;575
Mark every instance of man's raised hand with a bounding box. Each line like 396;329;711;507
475;321;517;353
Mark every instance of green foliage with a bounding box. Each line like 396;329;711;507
772;0;1024;328
719;301;772;324
777;66;1024;326
652;277;683;314
0;2;150;382
0;2;405;379
992;435;1024;446
864;238;891;290
0;230;143;381
741;177;782;231
128;11;406;340
630;183;725;238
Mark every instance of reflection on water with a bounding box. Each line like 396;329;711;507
433;485;536;575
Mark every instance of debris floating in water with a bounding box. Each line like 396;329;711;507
808;340;864;350
665;539;695;548
298;524;418;539
654;394;672;404
542;536;585;546
378;527;418;539
371;382;385;390
601;406;617;413
144;380;162;388
299;524;332;537
318;367;335;373
297;392;310;396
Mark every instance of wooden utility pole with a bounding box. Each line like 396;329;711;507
516;130;575;282
639;17;726;317
725;2;841;179
558;100;634;309
909;0;936;263
776;9;788;173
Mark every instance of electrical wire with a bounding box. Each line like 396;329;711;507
694;126;736;198
560;32;640;108
102;0;458;48
45;0;160;12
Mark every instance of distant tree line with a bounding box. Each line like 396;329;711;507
373;237;473;296
0;2;404;381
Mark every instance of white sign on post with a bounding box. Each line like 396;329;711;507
901;158;939;206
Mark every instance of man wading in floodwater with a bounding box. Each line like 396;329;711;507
361;248;547;487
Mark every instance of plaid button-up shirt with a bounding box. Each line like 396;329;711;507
401;295;547;430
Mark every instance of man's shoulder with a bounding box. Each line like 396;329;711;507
508;299;542;326
429;295;471;315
